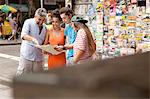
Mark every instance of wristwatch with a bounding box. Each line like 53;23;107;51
63;46;66;50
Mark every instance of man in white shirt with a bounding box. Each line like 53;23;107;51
17;8;47;75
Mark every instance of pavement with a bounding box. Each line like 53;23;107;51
0;50;19;99
0;44;48;99
0;39;21;45
0;41;20;99
0;84;13;99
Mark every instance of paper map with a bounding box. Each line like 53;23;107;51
36;44;65;55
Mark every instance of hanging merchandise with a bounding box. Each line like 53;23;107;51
127;15;137;27
109;16;116;26
75;5;89;15
116;6;122;16
87;4;97;18
72;0;149;59
95;2;104;50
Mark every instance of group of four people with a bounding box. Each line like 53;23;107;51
17;7;96;75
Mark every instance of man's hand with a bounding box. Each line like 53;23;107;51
64;44;69;49
64;44;74;49
32;38;39;45
22;34;40;46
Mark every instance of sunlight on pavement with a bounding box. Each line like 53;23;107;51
0;53;48;69
0;53;20;61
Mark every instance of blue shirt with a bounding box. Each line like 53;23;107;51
64;24;76;59
20;18;47;61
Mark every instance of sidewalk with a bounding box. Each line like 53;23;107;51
0;84;13;99
0;57;17;99
0;39;21;45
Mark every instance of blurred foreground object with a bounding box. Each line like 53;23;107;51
13;52;149;99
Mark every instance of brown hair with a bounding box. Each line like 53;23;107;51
74;22;96;56
83;25;96;56
52;9;62;21
59;7;73;16
48;10;52;13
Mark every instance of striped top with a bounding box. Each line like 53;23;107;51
74;28;90;62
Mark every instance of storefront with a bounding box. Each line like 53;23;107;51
71;0;150;59
43;0;65;10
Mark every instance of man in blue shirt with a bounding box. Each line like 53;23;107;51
59;7;76;65
17;8;47;75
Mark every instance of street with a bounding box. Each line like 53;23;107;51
0;45;20;99
0;45;20;78
0;44;48;99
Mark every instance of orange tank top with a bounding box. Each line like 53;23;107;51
47;27;66;69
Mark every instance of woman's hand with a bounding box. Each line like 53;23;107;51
54;45;64;52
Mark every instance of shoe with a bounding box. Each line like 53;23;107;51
7;38;11;42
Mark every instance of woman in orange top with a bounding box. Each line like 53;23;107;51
44;10;66;69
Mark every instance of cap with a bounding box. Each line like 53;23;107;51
71;15;88;24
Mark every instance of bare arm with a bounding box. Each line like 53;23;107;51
73;50;84;64
65;36;68;44
22;34;39;45
22;34;34;41
44;31;49;45
64;36;74;49
64;43;74;49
